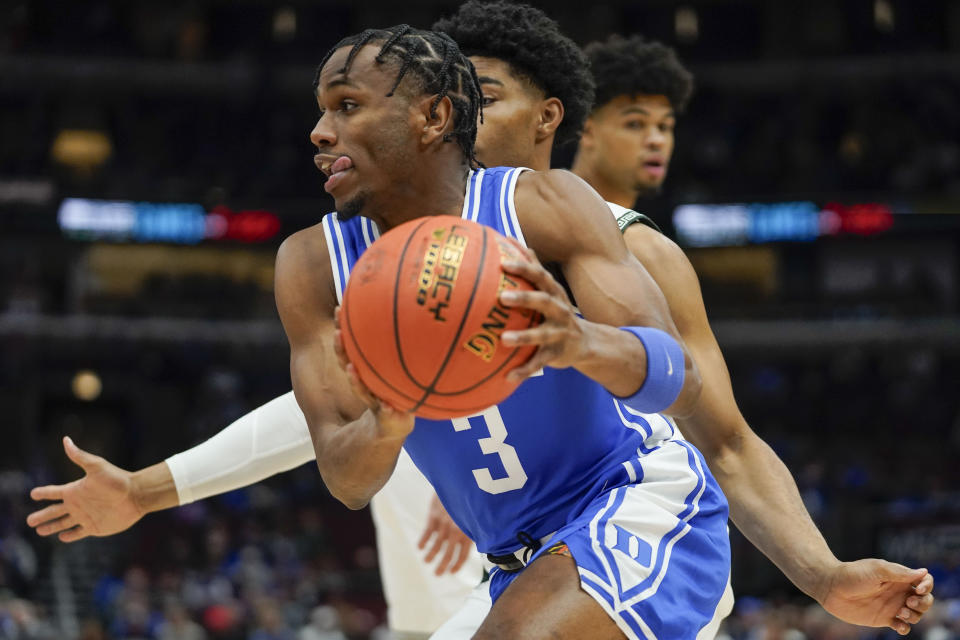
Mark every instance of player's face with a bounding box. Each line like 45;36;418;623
311;45;420;219
471;57;544;168
587;94;676;194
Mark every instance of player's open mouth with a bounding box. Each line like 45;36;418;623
642;159;665;178
315;154;354;193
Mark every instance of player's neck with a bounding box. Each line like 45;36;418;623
527;139;552;172
570;157;635;209
370;165;471;231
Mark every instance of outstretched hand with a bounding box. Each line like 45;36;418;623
26;437;145;542
417;494;474;576
820;559;934;635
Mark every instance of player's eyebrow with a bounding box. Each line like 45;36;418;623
621;106;676;119
478;76;504;87
315;74;360;97
323;76;359;91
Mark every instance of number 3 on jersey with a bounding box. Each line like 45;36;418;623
452;407;528;494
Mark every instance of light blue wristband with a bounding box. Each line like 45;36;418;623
616;327;685;413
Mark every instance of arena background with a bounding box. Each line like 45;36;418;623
1;1;959;638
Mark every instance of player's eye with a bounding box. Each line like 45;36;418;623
659;122;675;133
482;96;496;107
341;100;358;112
625;120;646;130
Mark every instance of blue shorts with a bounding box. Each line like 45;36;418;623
489;439;731;639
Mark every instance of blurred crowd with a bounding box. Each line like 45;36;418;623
0;332;958;639
2;1;959;214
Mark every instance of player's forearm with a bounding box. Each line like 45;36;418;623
575;321;701;414
570;321;647;394
712;431;840;601
129;462;180;514
164;391;315;505
313;412;409;510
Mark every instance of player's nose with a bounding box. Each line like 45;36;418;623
310;115;337;148
647;127;667;148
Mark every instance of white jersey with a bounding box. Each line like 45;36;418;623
166;392;482;635
371;450;484;633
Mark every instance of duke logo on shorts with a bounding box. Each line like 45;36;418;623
323;166;731;639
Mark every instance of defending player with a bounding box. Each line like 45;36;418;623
577;33;937;634
431;4;933;635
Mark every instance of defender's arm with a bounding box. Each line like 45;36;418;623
624;223;932;634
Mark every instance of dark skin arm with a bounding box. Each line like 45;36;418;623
623;223;933;635
503;169;701;416
275;225;414;510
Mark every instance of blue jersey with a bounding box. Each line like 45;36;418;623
323;166;693;556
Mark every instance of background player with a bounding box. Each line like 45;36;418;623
571;35;691;207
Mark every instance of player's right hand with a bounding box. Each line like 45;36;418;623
26;436;145;542
333;307;415;439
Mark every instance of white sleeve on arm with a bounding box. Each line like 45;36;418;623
165;391;315;505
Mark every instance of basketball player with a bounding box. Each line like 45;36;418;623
430;4;933;636
571;35;688;207
298;25;724;639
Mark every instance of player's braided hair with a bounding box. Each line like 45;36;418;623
432;1;594;147
314;25;484;168
585;35;694;113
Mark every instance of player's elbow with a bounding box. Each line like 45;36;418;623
321;473;371;511
340;495;370;511
315;459;373;510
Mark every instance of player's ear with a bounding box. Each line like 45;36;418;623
418;94;455;145
535;97;564;143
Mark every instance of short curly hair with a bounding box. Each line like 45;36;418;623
585;35;694;113
432;1;594;147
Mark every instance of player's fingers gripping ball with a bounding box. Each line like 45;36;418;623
340;216;542;419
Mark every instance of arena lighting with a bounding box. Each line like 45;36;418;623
874;0;895;32
57;198;281;244
673;200;897;247
674;6;699;44
71;369;102;401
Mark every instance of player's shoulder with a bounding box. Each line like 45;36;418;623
275;221;337;318
606;202;663;235
514;168;591;202
622;218;698;290
513;169;617;261
277;221;331;278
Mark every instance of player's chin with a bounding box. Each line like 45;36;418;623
336;194;368;221
634;176;665;196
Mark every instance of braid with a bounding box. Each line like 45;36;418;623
314;25;484;168
375;24;412;61
342;29;380;74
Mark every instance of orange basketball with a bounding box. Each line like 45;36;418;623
340;216;541;420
